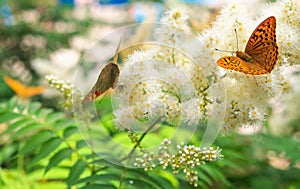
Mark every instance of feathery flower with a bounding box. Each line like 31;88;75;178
135;139;222;187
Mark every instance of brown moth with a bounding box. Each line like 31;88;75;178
81;39;121;104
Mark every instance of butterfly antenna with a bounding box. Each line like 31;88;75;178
234;28;239;50
113;36;122;64
215;49;235;53
215;28;239;54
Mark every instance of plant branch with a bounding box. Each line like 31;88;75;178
118;115;163;189
120;116;163;162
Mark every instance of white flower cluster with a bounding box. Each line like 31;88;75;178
134;138;222;187
198;0;300;133
269;65;300;135
113;8;212;132
113;0;299;136
45;74;77;109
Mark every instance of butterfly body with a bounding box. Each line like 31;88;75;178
216;16;278;75
236;51;252;62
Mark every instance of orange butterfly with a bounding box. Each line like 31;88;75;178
4;76;45;99
81;39;121;104
216;16;278;75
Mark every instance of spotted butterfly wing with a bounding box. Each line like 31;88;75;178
244;16;278;73
217;55;269;75
82;39;121;104
217;16;278;75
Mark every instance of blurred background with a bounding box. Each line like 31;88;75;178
0;0;221;106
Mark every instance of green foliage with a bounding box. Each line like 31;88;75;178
0;97;229;189
0;97;300;188
0;95;299;189
214;132;300;189
0;97;83;188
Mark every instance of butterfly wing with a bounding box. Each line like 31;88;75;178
217;56;269;75
94;63;120;91
4;76;26;95
23;86;45;98
244;16;278;73
82;63;120;104
4;76;45;98
82;37;122;104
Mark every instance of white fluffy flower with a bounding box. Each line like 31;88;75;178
197;0;300;133
112;0;299;136
113;8;204;131
269;65;300;134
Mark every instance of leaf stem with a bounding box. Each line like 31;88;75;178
118;116;163;189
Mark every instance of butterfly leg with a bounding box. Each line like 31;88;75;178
252;76;259;87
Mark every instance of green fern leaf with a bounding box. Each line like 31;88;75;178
19;130;54;155
31;137;63;165
45;147;73;174
67;160;87;186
